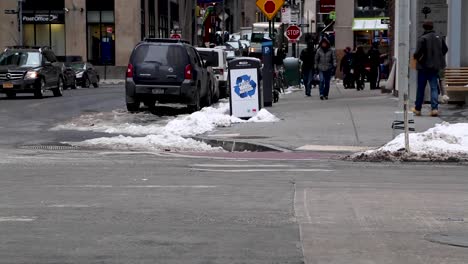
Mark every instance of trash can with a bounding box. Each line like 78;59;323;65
228;57;262;119
283;57;301;87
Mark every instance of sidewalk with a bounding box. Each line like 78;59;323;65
203;82;445;152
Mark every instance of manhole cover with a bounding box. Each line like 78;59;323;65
425;233;468;248
19;144;81;151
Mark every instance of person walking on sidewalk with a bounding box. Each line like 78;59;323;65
367;42;381;90
412;20;448;117
340;47;354;88
352;46;367;90
300;41;316;97
315;38;337;100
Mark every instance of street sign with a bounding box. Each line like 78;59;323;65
281;7;291;24
381;18;391;25
284;25;302;43
4;9;17;14
256;0;285;21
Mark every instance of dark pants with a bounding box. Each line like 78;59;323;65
415;68;439;111
319;70;332;97
354;69;365;89
369;67;379;90
302;69;314;96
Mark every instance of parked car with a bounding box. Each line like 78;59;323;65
67;62;100;88
240;40;250;56
0;46;64;98
125;38;211;113
225;40;243;56
57;56;83;89
214;46;236;62
196;47;226;99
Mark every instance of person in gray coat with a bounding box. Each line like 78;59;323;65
315;38;337;100
412;20;448;117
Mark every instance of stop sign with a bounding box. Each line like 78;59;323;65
284;25;302;42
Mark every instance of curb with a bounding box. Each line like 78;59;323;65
192;136;290;152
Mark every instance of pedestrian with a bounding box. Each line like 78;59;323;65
300;41;316;96
314;38;337;100
367;41;381;90
352;46;367;90
412;20;448;117
340;47;354;88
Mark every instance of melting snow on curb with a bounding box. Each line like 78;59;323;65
54;101;279;151
351;122;468;161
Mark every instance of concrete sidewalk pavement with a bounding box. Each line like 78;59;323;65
204;82;444;152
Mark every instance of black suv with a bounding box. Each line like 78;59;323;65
0;47;64;99
125;39;210;113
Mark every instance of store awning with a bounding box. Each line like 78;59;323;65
352;18;389;31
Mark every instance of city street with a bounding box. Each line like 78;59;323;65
0;85;468;263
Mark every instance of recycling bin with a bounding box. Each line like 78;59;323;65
283;57;301;87
228;57;262;119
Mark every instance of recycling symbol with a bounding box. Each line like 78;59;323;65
234;75;257;98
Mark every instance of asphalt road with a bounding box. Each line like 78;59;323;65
1;85;468;263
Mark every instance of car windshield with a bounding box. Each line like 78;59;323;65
226;42;240;49
0;52;41;67
67;63;85;71
251;33;268;43
198;51;219;67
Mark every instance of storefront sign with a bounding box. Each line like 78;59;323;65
319;0;335;14
22;14;64;23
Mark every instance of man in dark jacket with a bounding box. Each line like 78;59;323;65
412;21;448;117
340;47;354;88
315;38;337;100
367;42;381;90
300;42;316;96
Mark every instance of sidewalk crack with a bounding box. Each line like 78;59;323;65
347;104;361;145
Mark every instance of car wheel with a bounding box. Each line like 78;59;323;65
34;78;47;99
126;101;141;112
83;76;90;88
53;78;64;97
5;92;16;99
204;82;213;107
188;87;201;113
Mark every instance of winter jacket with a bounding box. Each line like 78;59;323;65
414;30;448;71
300;47;316;71
340;52;353;73
367;47;381;69
315;47;337;72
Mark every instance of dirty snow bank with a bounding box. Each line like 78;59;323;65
351;122;468;161
60;101;279;152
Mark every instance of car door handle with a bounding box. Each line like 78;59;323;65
167;75;177;79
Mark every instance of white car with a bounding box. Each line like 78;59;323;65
196;47;229;98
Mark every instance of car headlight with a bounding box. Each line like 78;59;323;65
76;71;84;78
24;70;38;80
250;48;255;53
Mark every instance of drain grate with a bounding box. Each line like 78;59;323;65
19;144;81;151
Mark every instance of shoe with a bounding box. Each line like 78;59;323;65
430;109;439;117
411;107;421;116
320;96;324;100
306;94;311;97
325;96;328;100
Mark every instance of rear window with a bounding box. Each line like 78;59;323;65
198;51;219;66
251;33;268;43
132;44;187;66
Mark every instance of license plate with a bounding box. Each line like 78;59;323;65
152;88;164;94
2;83;13;89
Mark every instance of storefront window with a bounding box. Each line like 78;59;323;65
86;0;115;65
355;0;389;18
21;0;66;56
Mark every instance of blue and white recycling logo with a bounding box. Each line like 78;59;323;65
234;75;257;98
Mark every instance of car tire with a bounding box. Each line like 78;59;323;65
34;78;47;99
126;101;141;112
188;87;201;113
204;82;213;107
53;77;64;97
83;76;91;88
5;92;16;99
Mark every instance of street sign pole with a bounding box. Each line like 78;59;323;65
18;0;23;46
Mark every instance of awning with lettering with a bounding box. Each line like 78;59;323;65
352;18;389;31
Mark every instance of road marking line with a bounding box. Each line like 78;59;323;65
192;164;294;168
46;185;217;189
192;168;334;173
296;145;374;152
46;204;95;208
0;216;37;222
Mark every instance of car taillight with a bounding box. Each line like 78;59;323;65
185;64;193;80
126;63;134;78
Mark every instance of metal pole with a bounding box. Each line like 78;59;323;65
221;0;225;44
19;0;23;46
194;0;197;46
396;0;411;152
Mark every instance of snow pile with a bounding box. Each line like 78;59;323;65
58;101;279;152
351;122;468;161
282;86;303;94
